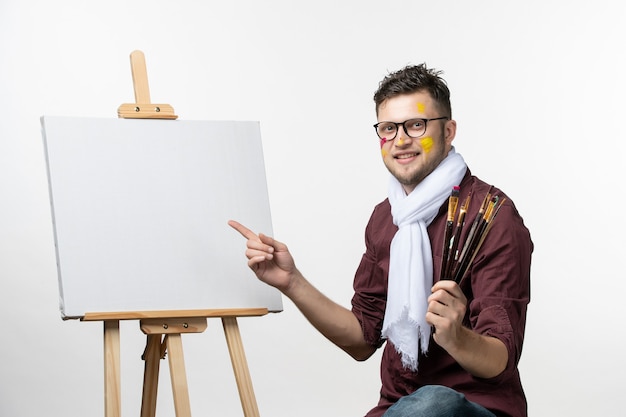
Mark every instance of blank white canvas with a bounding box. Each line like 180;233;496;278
41;116;282;318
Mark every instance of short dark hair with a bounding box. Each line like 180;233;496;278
373;64;452;118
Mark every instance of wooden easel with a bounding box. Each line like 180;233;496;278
82;51;265;417
83;309;267;417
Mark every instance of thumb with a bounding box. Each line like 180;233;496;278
258;233;288;252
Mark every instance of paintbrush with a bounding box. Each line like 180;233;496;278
443;193;470;279
440;186;460;281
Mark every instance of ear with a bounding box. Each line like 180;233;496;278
444;119;457;146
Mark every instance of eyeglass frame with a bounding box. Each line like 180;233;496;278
373;116;449;140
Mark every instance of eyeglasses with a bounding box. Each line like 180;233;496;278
373;117;449;140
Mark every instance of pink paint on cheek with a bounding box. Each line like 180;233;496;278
379;137;387;148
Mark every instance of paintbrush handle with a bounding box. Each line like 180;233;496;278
439;187;460;280
440;221;454;280
444;212;466;279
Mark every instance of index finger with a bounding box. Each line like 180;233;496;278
431;279;466;302
227;220;259;240
432;279;461;295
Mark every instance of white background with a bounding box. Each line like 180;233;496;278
1;1;624;416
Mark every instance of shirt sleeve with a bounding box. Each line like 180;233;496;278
465;201;533;382
351;202;393;349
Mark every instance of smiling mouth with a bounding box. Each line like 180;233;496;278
395;152;419;159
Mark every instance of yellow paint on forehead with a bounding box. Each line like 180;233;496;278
417;102;426;113
420;137;434;153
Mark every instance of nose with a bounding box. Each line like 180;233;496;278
394;128;412;147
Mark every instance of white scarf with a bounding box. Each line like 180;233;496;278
382;147;467;371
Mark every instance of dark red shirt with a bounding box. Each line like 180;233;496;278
351;171;533;417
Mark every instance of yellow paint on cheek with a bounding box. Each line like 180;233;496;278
381;149;388;158
417;102;426;113
420;137;434;154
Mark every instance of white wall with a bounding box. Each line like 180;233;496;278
1;1;624;416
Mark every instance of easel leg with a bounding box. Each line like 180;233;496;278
141;334;164;417
104;320;121;417
166;334;192;417
222;317;261;417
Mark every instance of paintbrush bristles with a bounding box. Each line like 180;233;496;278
447;187;460;222
443;194;470;279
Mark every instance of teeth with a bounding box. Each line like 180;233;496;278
396;153;417;159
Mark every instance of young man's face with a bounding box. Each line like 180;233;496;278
377;91;456;194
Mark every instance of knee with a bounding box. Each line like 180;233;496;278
415;385;467;410
420;385;464;401
383;385;468;417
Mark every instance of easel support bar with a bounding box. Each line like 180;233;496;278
104;320;121;417
166;334;192;417
140;334;162;417
223;317;261;417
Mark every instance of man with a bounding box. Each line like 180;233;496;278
229;64;532;417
